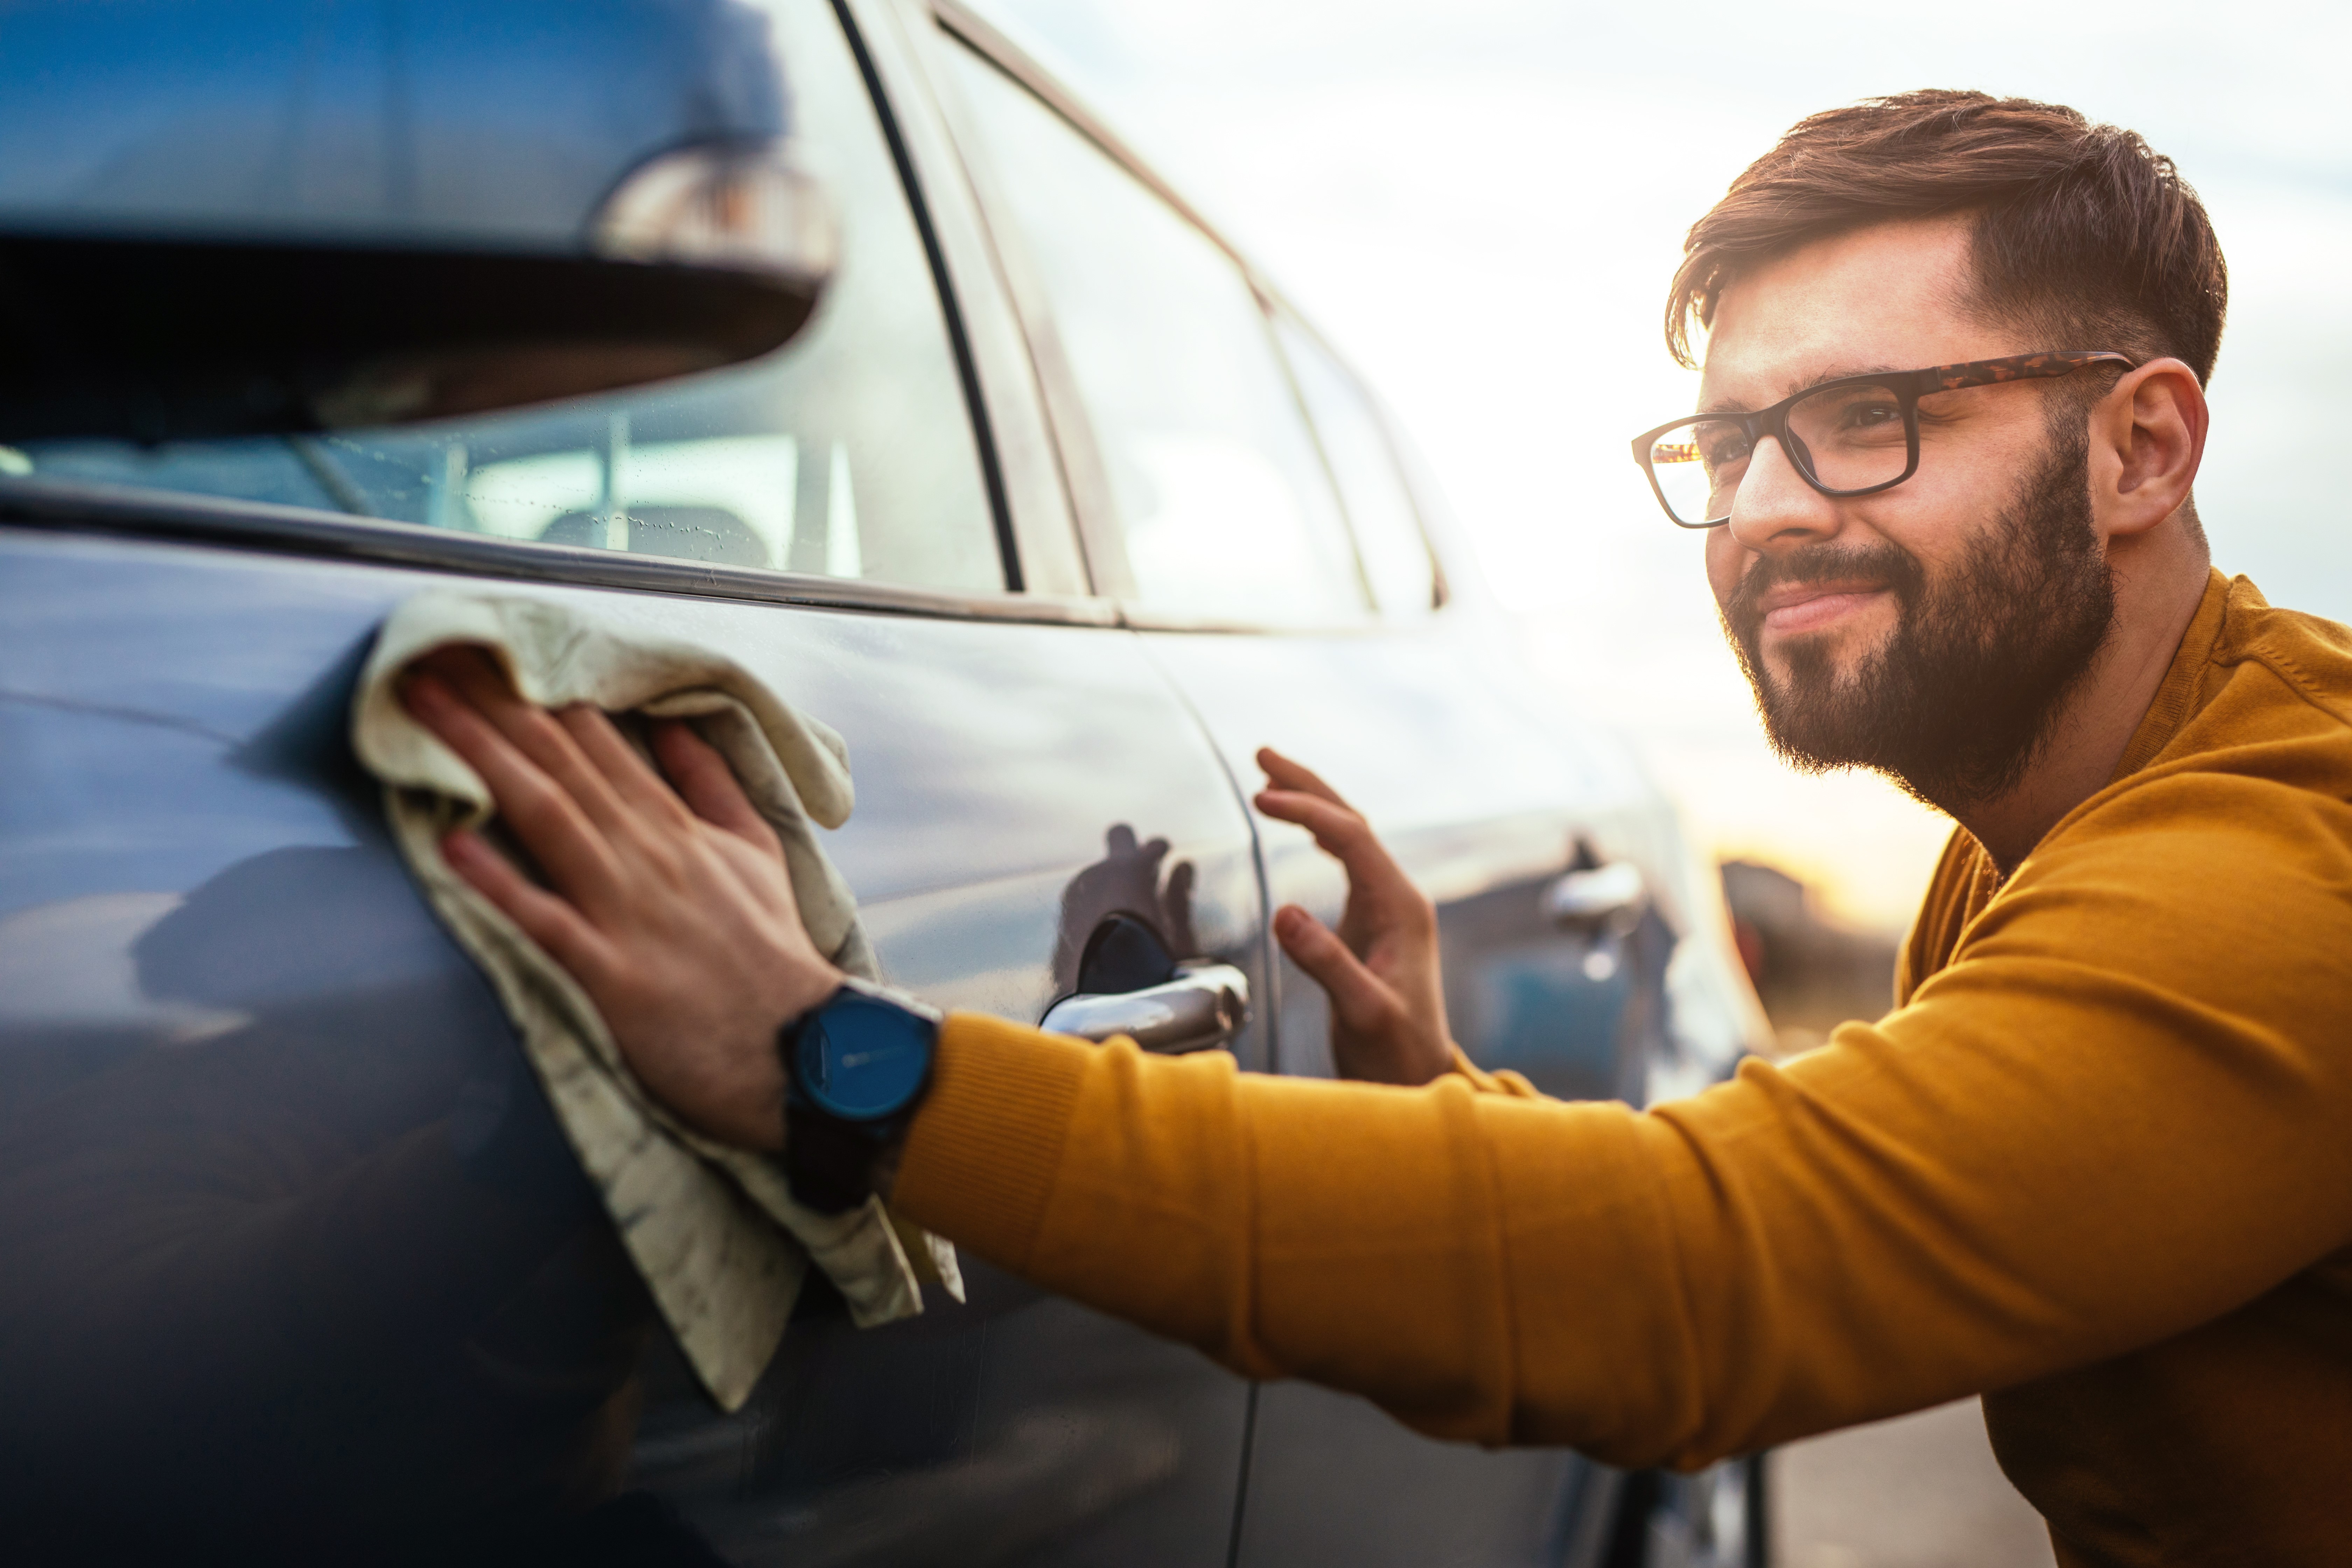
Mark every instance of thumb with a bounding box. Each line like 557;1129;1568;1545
1274;905;1393;1029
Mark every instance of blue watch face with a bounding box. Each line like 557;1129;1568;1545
793;991;934;1121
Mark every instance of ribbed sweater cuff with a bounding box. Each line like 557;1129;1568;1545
892;1013;1093;1270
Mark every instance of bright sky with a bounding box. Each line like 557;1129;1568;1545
972;0;2352;931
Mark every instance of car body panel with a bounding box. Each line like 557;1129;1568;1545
0;525;1260;1563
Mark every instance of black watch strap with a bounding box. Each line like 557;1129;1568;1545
783;1097;889;1214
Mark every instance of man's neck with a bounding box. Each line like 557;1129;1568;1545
1939;532;2213;874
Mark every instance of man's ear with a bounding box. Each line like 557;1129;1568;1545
2092;357;2207;542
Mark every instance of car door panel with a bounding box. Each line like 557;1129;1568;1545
1143;623;1647;1568
0;526;1260;1564
1237;1386;1590;1567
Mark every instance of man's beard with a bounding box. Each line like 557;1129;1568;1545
1722;426;2115;813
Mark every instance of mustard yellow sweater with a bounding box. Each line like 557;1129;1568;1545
895;571;2352;1568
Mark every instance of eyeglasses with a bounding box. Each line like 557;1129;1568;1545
1630;350;2137;530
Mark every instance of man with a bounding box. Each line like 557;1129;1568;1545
402;91;2352;1567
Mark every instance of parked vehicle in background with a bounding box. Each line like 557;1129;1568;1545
0;0;1771;1563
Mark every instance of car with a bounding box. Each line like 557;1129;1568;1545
0;0;1772;1563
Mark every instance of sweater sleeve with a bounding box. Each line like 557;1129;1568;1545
1445;1045;1541;1098
891;771;2352;1469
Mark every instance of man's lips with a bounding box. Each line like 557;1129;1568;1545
1756;579;1891;635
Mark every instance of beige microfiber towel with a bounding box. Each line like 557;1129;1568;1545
350;589;960;1412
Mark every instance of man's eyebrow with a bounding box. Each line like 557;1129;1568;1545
1697;363;1912;416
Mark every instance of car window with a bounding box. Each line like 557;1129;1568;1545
945;45;1368;625
8;0;1003;596
1271;314;1439;622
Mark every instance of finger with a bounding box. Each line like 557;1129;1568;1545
408;646;545;744
1254;791;1417;897
443;828;615;980
420;647;632;838
1256;748;1353;811
550;710;734;879
408;643;509;693
1274;905;1400;1030
404;673;625;906
650;720;783;856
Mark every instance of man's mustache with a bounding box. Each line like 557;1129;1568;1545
1724;541;1925;639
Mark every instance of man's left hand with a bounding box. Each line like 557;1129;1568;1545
1254;748;1455;1086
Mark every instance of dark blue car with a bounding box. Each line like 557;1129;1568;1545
0;0;1770;1561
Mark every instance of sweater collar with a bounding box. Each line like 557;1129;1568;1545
2107;566;2233;785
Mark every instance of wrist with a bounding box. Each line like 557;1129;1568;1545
777;979;941;1212
708;1052;791;1153
777;962;848;1031
712;967;846;1154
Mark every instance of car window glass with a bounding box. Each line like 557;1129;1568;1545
946;45;1367;624
1272;315;1438;621
9;0;1003;596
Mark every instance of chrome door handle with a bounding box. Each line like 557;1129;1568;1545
1544;861;1646;934
1039;961;1251;1054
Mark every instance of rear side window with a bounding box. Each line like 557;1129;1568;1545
946;45;1369;625
12;0;1003;596
1272;315;1438;622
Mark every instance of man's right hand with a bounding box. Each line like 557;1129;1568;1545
400;646;841;1153
1254;749;1455;1086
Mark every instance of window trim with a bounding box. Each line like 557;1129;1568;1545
850;0;1094;599
827;0;1024;594
0;475;1119;625
1267;305;1448;621
906;0;1137;601
926;0;1447;637
932;1;1246;285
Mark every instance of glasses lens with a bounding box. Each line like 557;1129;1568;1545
1645;418;1748;526
1786;382;1909;492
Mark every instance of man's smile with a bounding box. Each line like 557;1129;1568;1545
1756;578;1893;636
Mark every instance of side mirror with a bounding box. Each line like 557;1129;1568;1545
0;0;836;443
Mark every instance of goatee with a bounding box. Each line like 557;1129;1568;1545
1722;425;2115;813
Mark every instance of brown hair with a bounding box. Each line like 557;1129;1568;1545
1667;90;2228;384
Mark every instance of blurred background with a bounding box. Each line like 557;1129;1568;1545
964;3;2352;1562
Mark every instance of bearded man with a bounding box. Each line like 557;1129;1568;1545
403;91;2352;1567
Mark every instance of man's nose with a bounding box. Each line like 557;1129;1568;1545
1726;434;1841;552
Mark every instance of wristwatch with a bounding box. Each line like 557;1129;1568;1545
778;977;941;1213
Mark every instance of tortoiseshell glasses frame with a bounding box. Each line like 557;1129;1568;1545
1629;350;2139;530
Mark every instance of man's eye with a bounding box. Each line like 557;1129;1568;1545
1792;386;1905;448
1698;430;1751;469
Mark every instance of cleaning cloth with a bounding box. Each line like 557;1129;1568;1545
351;589;960;1412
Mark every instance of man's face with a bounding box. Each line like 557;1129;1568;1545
1699;216;2116;810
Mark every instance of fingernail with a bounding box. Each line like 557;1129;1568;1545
442;829;479;863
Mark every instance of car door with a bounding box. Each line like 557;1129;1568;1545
924;11;1693;1563
1143;338;1663;1568
0;0;1262;1561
